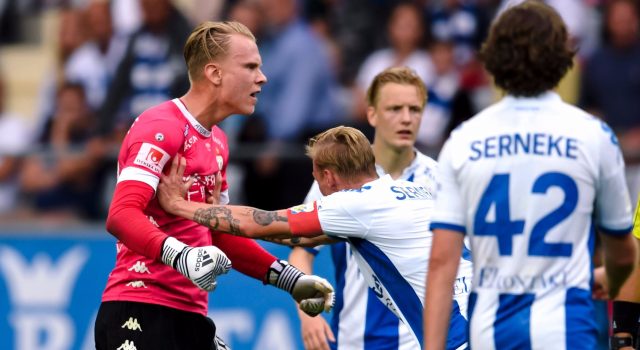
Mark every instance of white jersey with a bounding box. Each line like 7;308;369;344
309;174;472;349
431;92;633;350
305;151;471;350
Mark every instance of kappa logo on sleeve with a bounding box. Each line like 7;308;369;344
134;143;170;173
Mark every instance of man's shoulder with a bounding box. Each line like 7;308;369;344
126;101;186;143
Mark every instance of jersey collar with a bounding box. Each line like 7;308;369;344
374;148;422;180
502;91;562;107
172;98;212;138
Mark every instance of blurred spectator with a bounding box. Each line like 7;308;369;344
240;0;345;209
417;40;461;151
0;0;21;44
226;0;263;37
0;73;32;217
34;6;88;140
65;0;127;112
354;2;434;122
110;0;142;36
97;0;191;138
498;0;598;58
330;0;395;85
255;0;344;142
20;83;108;221
429;0;483;66
580;0;640;199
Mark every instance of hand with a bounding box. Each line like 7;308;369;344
299;313;335;350
161;237;232;291
206;172;223;204
158;156;194;215
592;266;609;300
267;260;334;316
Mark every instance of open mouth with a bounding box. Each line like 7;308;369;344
250;90;261;98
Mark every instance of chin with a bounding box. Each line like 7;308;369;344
394;140;415;149
237;106;255;116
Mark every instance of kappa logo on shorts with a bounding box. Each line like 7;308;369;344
117;340;137;350
121;317;143;331
125;281;147;288
134;143;169;173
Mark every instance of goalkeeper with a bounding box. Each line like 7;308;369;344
95;21;333;350
158;126;473;349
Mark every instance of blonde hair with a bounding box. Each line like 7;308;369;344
183;21;256;81
306;126;377;181
365;66;428;108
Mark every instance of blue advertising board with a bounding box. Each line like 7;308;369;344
0;229;334;350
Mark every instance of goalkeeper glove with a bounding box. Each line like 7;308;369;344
267;260;335;317
161;237;232;291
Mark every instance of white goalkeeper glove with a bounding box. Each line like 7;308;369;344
161;237;232;291
267;260;335;317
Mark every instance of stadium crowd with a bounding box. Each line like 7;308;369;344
0;0;639;349
0;0;638;224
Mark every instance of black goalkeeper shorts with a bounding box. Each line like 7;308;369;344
95;301;226;350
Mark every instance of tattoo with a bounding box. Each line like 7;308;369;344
193;207;242;235
252;210;288;226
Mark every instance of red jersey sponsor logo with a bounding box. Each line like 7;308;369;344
134;143;170;174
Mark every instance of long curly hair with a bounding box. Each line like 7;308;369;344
480;1;576;97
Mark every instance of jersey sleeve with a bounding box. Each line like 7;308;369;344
117;117;183;190
430;136;467;234
315;191;371;239
594;121;633;235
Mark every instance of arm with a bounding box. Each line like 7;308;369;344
289;247;335;350
424;228;464;350
600;232;637;299
106;179;231;292
158;155;324;239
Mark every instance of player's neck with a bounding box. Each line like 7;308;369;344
336;174;378;191
373;143;415;179
180;88;226;130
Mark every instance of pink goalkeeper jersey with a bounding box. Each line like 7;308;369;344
101;99;230;315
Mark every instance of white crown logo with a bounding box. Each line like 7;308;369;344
0;245;89;307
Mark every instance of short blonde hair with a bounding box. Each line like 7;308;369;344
365;66;428;108
183;21;256;81
306;126;376;181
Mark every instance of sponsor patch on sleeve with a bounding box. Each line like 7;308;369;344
134;143;170;174
289;202;316;214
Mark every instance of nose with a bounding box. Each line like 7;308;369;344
257;69;267;85
400;107;412;124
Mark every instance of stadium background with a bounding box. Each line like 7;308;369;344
0;0;638;349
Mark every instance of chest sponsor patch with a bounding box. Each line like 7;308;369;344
134;143;170;174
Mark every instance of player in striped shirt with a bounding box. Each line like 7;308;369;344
423;2;637;349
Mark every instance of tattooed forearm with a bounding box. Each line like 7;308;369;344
252;210;288;226
193;207;242;235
